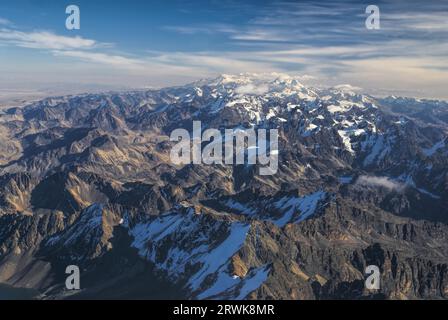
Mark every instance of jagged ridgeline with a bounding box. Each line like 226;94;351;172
0;74;447;299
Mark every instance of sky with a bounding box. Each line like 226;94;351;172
0;0;447;99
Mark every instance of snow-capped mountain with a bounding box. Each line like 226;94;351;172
0;73;447;299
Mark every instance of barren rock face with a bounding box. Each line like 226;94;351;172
0;74;447;299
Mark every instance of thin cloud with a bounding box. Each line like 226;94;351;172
162;26;217;35
230;29;293;42
52;50;143;69
161;24;237;35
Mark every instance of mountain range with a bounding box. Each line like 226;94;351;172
0;73;447;299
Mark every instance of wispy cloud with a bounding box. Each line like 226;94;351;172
235;83;270;95
0;29;96;50
0;26;141;69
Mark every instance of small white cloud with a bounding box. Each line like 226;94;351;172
235;83;269;95
333;84;363;92
296;75;316;81
356;175;405;192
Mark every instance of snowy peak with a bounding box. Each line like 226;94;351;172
190;73;368;101
179;73;380;117
188;73;315;101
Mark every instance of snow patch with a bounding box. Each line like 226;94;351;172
128;211;250;294
273;191;326;227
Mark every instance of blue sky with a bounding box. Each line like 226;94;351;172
0;0;447;99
